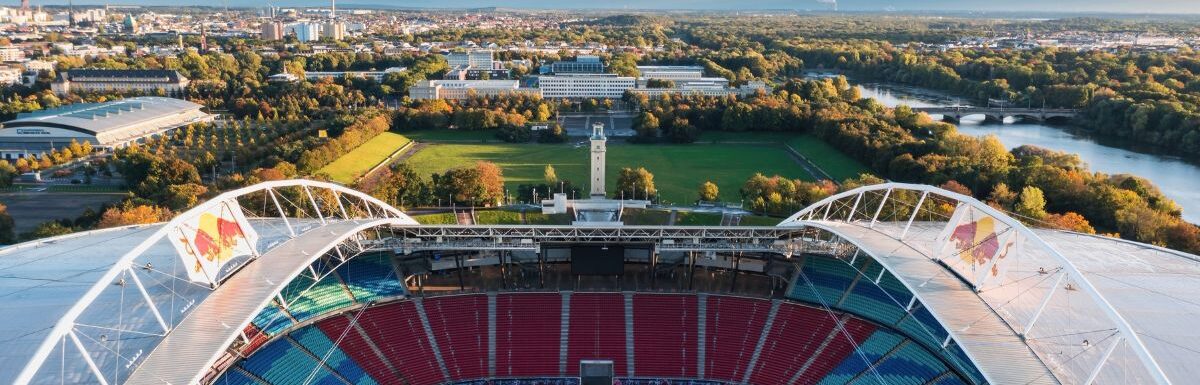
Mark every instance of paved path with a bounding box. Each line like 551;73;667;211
782;144;836;183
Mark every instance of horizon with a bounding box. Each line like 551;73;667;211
18;0;1200;16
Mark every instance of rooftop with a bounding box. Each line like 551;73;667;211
2;97;206;135
60;69;186;83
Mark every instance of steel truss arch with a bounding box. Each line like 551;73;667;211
123;218;414;385
780;182;1171;385
11;179;413;385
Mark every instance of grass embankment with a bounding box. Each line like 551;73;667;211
318;132;412;184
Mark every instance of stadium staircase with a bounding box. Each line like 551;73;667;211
558;291;571;375
740;299;781;384
566;293;627;376
487;292;498;378
624;292;636;377
455;209;476;225
696;293;707;379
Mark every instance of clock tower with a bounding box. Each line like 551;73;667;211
590;122;606;198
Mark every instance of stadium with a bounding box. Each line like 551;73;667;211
2;179;1198;385
0;96;213;160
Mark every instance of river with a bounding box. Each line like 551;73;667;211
855;82;1200;223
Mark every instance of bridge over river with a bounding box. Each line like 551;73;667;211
913;106;1078;123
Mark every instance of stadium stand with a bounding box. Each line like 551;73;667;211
290;327;379;385
789;255;985;384
631;293;698;378
337;252;408;302
566;293;627;376
355;301;447;385
703;295;771;382
221;291;969;385
425;295;490;380
495;292;563;377
316;313;408;385
748;304;873;385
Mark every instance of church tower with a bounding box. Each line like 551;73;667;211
590;122;606;198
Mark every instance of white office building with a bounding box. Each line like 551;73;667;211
0;46;23;62
304;67;405;82
0;67;19;85
409;80;532;100
445;50;496;69
286;22;320;42
629;79;768;98
537;74;636;99
637;65;705;80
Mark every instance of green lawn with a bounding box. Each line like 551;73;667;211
318;132;412;184
673;211;782;226
410;210;572;225
697;131;800;144
786;135;871;181
411;212;458;224
402;142;810;204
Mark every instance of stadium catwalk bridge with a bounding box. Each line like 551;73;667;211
378;225;823;254
3;180;1200;385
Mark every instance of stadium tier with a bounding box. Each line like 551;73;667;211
218;292;971;385
5;180;1199;385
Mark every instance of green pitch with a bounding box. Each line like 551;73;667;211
403;141;815;204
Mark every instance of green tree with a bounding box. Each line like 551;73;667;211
1016;186;1048;220
0;203;14;244
544;164;559;185
608;53;640;77
634;111;660;140
616;167;656;200
21;220;73;241
699;181;719;202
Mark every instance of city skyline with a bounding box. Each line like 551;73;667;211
15;0;1200;14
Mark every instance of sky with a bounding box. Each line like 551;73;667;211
26;0;1200;14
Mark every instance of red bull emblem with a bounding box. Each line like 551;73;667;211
187;212;248;273
948;216;1009;276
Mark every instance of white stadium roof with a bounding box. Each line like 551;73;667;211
3;97;205;136
1;181;1199;385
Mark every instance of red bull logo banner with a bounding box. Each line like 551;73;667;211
168;199;259;285
935;205;1020;288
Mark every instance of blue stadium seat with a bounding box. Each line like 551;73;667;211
250;300;294;336
337;252;406;302
282;272;356;322
818;330;904;385
291;326;379;385
239;336;344;385
211;367;258;385
791;256;858;305
865;342;946;385
897;306;949;351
